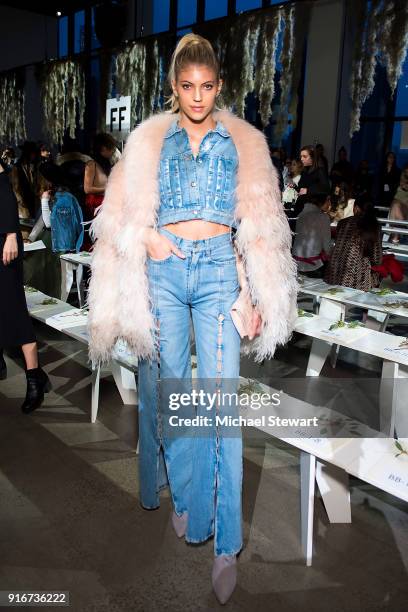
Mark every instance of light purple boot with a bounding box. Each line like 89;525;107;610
171;510;188;538
212;555;237;605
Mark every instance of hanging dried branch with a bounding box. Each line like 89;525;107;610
349;0;381;136
41;59;85;145
0;70;26;144
254;8;283;127
142;39;160;120
116;38;165;127
275;5;295;142
236;16;260;116
384;0;408;94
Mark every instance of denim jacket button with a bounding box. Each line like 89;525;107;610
191;181;197;187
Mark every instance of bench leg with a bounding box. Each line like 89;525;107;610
306;339;331;376
300;451;316;566
61;260;74;302
365;310;389;332
309;298;345;374
75;264;85;308
394;365;408;439
315;460;351;523
380;360;398;436
110;361;137;405
91;365;101;423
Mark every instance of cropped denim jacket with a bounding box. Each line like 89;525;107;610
157;119;239;228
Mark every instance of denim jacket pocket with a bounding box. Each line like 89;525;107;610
159;157;183;209
205;156;235;211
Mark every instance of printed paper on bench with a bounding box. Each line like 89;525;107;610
45;309;89;330
345;438;408;502
319;325;370;344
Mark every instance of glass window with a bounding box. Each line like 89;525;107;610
91;7;101;50
178;0;197;27
351;121;387;171
395;53;408;117
177;27;193;39
205;0;228;20
236;0;262;12
359;65;390;118
74;10;85;54
153;0;170;33
392;121;408;169
58;16;68;58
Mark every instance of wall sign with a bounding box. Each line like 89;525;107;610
106;96;131;133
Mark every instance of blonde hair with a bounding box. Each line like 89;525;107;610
166;33;220;113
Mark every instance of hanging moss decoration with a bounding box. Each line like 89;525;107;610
198;3;309;133
0;69;26;144
275;5;295;142
255;8;283;127
382;0;408;94
116;37;166;128
350;0;408;136
41;59;85;145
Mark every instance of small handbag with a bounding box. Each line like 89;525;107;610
229;250;256;338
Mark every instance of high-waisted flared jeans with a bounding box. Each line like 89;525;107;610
137;228;243;556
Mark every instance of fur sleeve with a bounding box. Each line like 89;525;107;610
86;113;173;364
87;161;125;364
232;120;298;361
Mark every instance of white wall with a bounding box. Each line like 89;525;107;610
300;0;346;165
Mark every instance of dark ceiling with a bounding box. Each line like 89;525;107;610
0;1;96;16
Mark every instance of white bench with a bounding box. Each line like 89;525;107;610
294;306;408;437
237;380;408;565
24;287;137;423
299;278;408;332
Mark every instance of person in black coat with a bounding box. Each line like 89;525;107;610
377;151;401;207
0;159;50;413
295;145;331;216
330;146;354;187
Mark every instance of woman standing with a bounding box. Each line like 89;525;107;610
83;133;117;249
88;34;297;604
0;160;50;412
295;145;331;216
325;195;382;290
378;151;400;207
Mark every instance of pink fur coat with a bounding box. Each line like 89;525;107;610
87;110;298;364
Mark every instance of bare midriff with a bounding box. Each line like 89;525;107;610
162;220;230;240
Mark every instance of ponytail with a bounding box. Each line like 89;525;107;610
166;33;220;113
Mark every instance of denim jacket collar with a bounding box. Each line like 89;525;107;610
164;116;230;140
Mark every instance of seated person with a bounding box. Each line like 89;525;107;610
324;195;382;291
292;193;332;278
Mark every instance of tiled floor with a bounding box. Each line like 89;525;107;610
1;289;408;611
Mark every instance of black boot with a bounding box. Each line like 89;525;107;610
0;351;6;380
21;367;51;414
